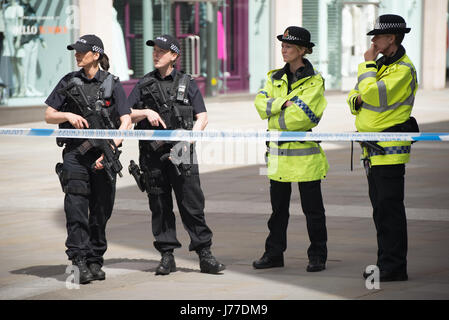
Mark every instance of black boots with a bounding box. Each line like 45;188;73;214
72;257;106;284
197;248;226;274
155;249;225;275
363;269;408;282
253;254;284;269
306;257;326;272
89;263;106;281
252;254;326;272
72;256;94;284
156;251;177;275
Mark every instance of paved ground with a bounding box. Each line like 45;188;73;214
0;89;448;301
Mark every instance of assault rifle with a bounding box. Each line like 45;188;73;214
58;79;123;182
138;77;183;151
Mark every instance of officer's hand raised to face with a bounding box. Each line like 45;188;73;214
364;44;381;62
66;112;89;129
146;109;167;128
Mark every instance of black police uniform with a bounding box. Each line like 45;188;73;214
46;68;130;266
127;68;213;254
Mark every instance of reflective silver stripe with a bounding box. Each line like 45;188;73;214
279;109;287;129
362;94;414;113
266;98;275;116
269;147;321;157
398;61;417;94
349;94;359;110
357;71;377;84
361;62;416;113
377;80;388;109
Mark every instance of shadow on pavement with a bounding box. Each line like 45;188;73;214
10;258;199;282
11;265;69;282
22;120;449;298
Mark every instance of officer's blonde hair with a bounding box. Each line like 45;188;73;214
295;45;313;56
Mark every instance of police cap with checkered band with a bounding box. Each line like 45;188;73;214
67;34;105;55
146;34;181;54
277;26;315;49
367;14;411;36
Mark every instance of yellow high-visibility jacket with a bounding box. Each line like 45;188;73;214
347;47;418;165
255;62;329;182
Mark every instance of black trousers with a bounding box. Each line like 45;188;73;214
367;164;407;273
63;147;115;265
265;179;328;260
141;150;212;253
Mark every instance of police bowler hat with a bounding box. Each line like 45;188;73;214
67;34;104;54
277;26;315;49
146;35;181;54
367;14;411;35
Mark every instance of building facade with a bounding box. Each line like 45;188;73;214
0;0;447;107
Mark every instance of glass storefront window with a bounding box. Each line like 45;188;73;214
114;0;249;97
0;0;77;106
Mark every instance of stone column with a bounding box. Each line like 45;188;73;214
271;0;302;69
421;0;448;89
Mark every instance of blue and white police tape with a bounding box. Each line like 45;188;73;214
0;128;449;142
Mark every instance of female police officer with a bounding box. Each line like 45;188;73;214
253;26;329;272
127;34;225;275
44;34;131;284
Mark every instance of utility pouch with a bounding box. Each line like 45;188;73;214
60;170;91;195
180;163;192;177
176;104;194;130
144;168;165;195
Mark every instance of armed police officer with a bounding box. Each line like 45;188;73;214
347;15;418;282
45;34;131;284
127;34;225;275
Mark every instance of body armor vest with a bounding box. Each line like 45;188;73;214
136;70;194;151
58;70;120;147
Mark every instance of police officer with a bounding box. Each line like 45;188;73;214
127;34;225;275
45;34;132;284
347;15;418;282
253;27;329;272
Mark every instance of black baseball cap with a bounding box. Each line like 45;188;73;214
67;34;105;54
146;34;181;54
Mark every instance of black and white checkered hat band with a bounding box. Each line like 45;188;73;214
170;43;180;54
282;35;301;41
92;45;104;54
374;22;407;29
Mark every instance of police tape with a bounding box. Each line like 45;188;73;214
0;128;449;142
